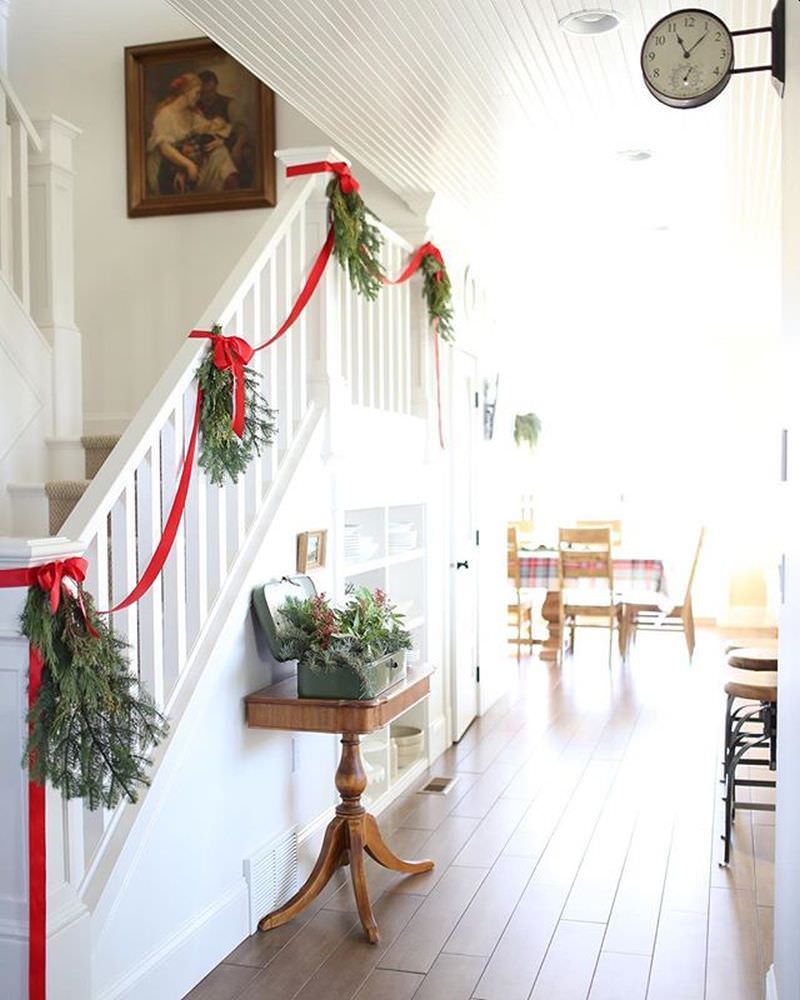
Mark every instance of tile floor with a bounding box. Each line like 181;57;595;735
185;628;774;1000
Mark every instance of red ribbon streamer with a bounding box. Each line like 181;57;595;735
104;389;202;614
286;159;360;194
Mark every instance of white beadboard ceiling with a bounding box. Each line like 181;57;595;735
167;0;780;287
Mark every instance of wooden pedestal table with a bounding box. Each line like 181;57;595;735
245;667;434;944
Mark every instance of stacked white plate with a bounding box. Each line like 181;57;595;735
388;521;418;555
344;523;362;561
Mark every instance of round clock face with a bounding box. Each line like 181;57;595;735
641;8;734;108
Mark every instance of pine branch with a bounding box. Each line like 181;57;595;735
421;254;455;342
327;177;384;300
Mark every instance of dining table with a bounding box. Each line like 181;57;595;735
518;547;670;660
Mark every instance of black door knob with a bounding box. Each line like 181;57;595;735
456;560;469;570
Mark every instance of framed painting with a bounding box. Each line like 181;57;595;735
296;530;327;573
124;37;276;218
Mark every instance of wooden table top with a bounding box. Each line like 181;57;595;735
245;665;433;735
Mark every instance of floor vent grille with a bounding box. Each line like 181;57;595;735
417;776;458;795
244;826;298;934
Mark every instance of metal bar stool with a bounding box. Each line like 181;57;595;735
721;647;778;866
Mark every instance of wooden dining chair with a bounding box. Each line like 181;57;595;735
558;526;625;663
623;527;705;659
577;519;623;547
507;526;534;657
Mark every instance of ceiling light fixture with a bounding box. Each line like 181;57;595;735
559;9;624;35
617;149;652;162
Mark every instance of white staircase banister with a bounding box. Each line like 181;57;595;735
0;70;41;151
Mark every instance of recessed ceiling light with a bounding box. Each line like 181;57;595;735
559;9;624;35
618;149;652;162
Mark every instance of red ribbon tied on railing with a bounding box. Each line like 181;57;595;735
285;160;360;194
189;330;254;438
34;556;88;614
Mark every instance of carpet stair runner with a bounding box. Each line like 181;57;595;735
44;435;120;534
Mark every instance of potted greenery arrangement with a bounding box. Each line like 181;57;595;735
276;586;412;699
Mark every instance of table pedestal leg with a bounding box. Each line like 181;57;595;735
540;590;561;661
258;732;434;944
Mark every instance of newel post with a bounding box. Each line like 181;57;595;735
29;116;83;444
276;146;349;459
0;538;92;1000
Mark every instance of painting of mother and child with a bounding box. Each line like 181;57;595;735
125;38;276;217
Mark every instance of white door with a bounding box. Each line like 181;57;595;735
449;349;480;741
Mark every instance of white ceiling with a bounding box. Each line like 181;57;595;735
166;0;781;322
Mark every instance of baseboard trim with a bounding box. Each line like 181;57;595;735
428;713;448;761
94;880;247;1000
766;965;778;1000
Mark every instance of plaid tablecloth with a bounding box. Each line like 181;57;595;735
518;551;667;595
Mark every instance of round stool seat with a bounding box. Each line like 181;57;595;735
724;668;778;702
724;637;778;654
727;647;778;671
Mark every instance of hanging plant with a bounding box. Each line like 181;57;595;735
21;579;168;810
420;248;455;342
196;326;277;486
327;173;384;300
514;413;542;450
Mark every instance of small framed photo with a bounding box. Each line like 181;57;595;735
297;530;327;573
124;37;276;218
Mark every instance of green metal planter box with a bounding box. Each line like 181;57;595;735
297;650;407;701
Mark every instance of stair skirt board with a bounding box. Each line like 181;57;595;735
94;881;248;1000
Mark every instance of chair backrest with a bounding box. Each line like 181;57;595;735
507;525;522;588
558;526;614;591
577;519;622;546
682;527;705;609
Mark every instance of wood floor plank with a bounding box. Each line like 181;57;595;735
706;887;763;1000
353;969;423;1000
223;934;283;969
647;909;707;1000
292;891;423;1000
393;773;479;831
235;909;359;1000
443;854;535;957
472;881;568;1000
390;815;482;896
323;827;431;912
410;953;486;1000
757;905;774;976
183;963;260;1000
377;865;487;973
660;819;712;916
528;920;605;1000
586;952;650;1000
452;795;529;868
450;762;520;819
753;822;775;908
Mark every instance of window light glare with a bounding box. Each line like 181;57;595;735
559;9;624;35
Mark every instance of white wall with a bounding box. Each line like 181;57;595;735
775;3;800;995
8;0;420;435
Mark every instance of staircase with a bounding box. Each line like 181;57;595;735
0;144;441;1000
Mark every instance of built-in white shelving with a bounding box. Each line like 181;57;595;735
343;503;428;806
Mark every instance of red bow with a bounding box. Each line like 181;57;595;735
190;330;254;438
285;160;360;195
420;242;445;280
34;557;88;614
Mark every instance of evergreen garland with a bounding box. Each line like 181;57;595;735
327;175;384;300
421;251;455;342
21;587;168;810
196;335;277;487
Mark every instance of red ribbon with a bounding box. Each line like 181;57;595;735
286;159;360;194
189;332;253;438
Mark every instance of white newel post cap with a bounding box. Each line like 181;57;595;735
30;115;81;173
0;537;84;627
276;146;352;195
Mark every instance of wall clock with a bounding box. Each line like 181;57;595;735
641;1;785;109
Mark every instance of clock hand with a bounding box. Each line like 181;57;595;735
686;31;708;55
675;33;691;58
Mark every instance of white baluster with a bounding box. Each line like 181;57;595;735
183;383;207;647
9;117;28;308
354;291;364;406
243;283;262;524
0;90;10;287
135;440;164;708
205;476;227;600
402;281;411;414
294;204;308;423
110;474;138;668
264;257;279;482
281;229;294;445
160;405;187;697
376;260;386;411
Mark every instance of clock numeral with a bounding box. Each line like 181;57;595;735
667;21;676;32
684;15;695;27
654;34;666;45
653;68;660;78
715;30;721;40
721;48;727;57
647;50;656;61
713;67;720;76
